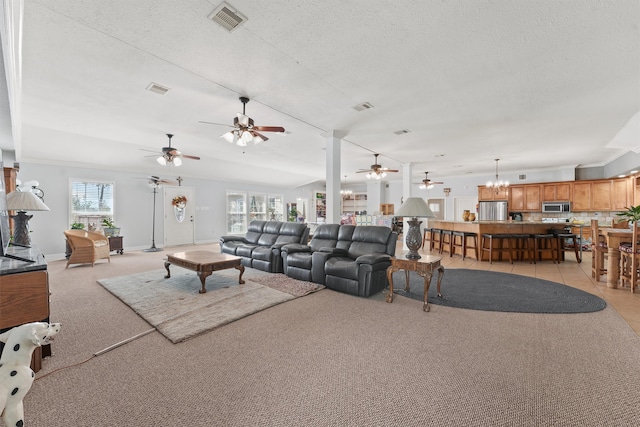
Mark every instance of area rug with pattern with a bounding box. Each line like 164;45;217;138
97;268;324;343
391;269;606;313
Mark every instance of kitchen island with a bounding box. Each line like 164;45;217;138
428;220;572;262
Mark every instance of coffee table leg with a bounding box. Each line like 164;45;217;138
164;261;171;278
235;265;245;284
196;271;212;293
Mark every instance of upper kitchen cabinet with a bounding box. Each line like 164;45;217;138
542;183;571;201
478;186;508;201
509;185;541;211
572;182;592;211
611;178;631;210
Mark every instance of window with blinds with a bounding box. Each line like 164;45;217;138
70;179;115;229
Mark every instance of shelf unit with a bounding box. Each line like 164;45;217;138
313;191;326;221
342;192;367;214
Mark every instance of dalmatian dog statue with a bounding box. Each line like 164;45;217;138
0;322;61;427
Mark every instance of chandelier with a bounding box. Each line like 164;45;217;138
486;158;509;193
340;175;353;195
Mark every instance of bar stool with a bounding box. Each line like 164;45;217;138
421;227;433;250
481;233;512;264
440;230;454;256
429;228;443;252
451;231;479;260
555;232;581;263
510;233;533;263
532;233;560;263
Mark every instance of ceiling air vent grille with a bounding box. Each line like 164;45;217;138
353;102;373;112
146;82;170;95
209;3;247;32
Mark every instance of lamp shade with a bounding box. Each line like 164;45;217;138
7;191;50;211
395;197;435;218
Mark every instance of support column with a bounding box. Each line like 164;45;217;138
367;180;382;214
325;132;342;224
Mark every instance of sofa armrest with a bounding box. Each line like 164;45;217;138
319;247;348;255
356;253;391;265
220;235;245;244
281;243;311;254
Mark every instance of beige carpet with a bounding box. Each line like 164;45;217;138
97;268;323;343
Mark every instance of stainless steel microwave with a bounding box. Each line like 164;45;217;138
542;202;571;213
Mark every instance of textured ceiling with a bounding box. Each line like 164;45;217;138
5;0;639;187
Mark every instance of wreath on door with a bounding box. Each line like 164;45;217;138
172;195;187;222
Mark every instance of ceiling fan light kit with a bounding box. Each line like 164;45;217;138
146;134;200;167
357;153;398;179
203;96;285;147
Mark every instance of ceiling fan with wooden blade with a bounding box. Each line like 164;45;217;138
141;134;200;166
199;96;285;146
356;153;399;179
414;172;444;189
146;175;177;186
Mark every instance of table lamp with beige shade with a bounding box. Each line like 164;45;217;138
6;190;50;247
395;197;435;259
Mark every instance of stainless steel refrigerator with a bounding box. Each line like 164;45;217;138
478;201;508;221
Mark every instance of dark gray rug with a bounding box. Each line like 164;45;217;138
391;269;606;313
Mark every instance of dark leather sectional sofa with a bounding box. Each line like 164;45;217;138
220;220;398;297
282;223;398;297
219;220;310;273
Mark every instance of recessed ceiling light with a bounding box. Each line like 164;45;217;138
618;174;626;178
631;170;638;174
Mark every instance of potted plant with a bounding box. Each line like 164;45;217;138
616;205;640;225
70;222;85;230
102;217;121;237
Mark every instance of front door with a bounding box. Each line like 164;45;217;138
163;186;195;247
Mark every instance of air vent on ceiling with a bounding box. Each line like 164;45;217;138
208;2;247;32
519;174;527;180
393;129;411;135
146;82;170;95
353;102;373;112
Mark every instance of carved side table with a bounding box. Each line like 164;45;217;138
386;254;445;312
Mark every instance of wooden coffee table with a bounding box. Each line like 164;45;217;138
164;251;245;294
386;253;445;312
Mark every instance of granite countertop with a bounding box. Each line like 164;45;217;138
0;245;46;275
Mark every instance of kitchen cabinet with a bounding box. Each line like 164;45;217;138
478;186;508;201
611;178;630;210
380;204;394;215
509;185;541;211
572;182;592;211
542;183;571;201
591;181;612;211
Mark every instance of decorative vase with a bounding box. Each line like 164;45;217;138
462;210;470;221
468;213;476;222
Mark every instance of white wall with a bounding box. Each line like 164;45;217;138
19;163;310;259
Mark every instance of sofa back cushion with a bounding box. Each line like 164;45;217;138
309;224;340;252
245;221;266;244
347;226;393;259
276;222;310;245
257;221;283;246
336;225;356;250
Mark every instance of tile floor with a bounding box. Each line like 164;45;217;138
413;243;640;335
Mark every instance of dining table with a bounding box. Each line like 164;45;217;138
599;227;633;288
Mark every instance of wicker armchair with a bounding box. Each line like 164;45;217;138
64;230;111;268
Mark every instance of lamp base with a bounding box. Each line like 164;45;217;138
11;211;33;247
404;218;423;259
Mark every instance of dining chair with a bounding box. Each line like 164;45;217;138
590;220;607;281
619;222;639;292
